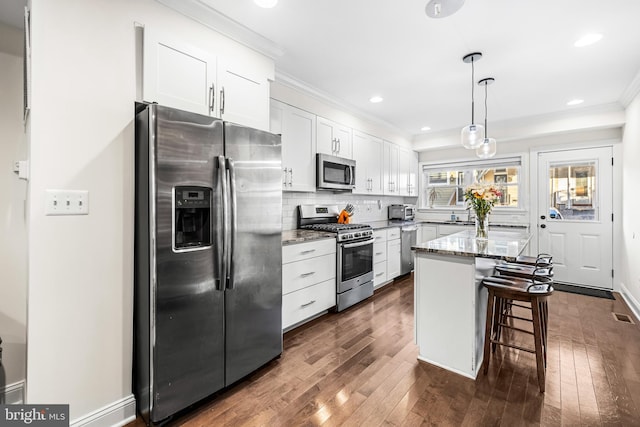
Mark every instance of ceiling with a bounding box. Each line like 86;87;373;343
2;0;639;139
192;0;640;137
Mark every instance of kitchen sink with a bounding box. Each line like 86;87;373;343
444;220;475;225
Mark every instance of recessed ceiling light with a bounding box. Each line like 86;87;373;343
567;99;584;106
254;0;278;8
574;33;603;47
421;126;431;131
369;96;384;103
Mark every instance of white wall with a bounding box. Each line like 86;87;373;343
0;23;28;399
27;0;273;423
621;92;640;319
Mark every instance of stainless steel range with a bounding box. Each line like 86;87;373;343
298;205;374;311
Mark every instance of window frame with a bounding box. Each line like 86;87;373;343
420;156;524;211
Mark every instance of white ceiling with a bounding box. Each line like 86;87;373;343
193;0;640;137
3;0;639;139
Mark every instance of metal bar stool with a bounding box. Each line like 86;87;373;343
514;253;553;267
481;275;554;392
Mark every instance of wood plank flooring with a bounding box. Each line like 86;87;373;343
129;274;640;426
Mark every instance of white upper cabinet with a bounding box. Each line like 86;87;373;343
383;141;399;195
270;100;316;192
317;117;353;159
353;130;383;195
217;57;270;130
143;28;216;116
399;147;419;197
143;27;270;130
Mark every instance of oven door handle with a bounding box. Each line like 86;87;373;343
342;238;375;249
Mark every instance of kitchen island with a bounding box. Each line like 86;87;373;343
412;229;531;379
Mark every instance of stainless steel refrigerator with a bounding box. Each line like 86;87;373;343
134;103;282;424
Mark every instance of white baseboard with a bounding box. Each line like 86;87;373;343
70;394;136;427
620;282;640;323
0;380;25;404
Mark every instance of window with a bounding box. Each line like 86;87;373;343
422;157;522;209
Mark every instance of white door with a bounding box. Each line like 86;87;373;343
537;147;613;289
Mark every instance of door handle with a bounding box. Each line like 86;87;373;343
226;157;237;289
540;224;546;229
218;155;228;290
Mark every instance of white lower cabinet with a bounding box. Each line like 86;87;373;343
282;239;336;330
418;224;438;244
373;239;388;287
387;237;402;279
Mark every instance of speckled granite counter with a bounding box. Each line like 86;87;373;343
418;220;528;229
282;229;335;246
413;229;531;262
365;220;415;230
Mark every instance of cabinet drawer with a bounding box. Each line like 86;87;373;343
282;253;335;295
282;238;335;264
374;260;387;287
282;278;336;329
387;227;401;240
373;229;387;243
373;241;387;264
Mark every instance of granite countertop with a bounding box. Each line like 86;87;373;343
365;220;415;230
412;229;532;261
282;229;335;245
419;220;528;229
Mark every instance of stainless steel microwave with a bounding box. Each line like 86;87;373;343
316;153;356;191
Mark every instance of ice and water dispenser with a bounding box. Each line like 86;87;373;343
174;186;212;250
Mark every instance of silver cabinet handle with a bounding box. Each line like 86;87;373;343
209;83;215;114
376;272;384;277
300;272;315;278
219;86;225;115
283;167;288;186
300;249;316;255
375;252;384;255
301;300;316;308
336;138;341;154
331;138;336;154
289;168;293;186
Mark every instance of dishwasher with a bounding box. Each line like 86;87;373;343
400;224;417;275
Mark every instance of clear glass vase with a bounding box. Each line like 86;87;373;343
475;213;488;240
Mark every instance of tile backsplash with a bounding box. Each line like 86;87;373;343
282;191;416;230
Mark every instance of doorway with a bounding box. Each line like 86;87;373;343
537;146;613;289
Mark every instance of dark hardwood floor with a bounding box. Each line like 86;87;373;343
130;274;640;426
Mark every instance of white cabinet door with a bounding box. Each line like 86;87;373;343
387;238;402;279
317;117;353;158
217;57;270;131
383;141;399;195
398;148;419;196
270;100;316;192
353;131;384;195
418;225;438;244
143;28;216;116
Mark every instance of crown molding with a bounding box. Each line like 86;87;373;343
274;70;412;141
620;68;640;107
155;0;284;58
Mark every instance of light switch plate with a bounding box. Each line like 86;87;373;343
45;190;89;215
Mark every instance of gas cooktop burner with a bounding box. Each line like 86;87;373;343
297;204;374;243
301;223;371;233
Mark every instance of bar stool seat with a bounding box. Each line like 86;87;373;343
514;253;553;266
482;275;553;392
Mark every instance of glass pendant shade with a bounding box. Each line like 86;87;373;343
461;123;485;149
476;137;497;158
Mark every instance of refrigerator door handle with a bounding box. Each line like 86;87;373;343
218;155;229;290
226;157;237;289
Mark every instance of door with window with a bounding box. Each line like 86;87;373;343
537;147;613;289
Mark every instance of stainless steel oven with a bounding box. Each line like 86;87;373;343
298;204;374;312
337;236;374;311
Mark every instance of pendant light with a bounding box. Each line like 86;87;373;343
461;52;484;149
425;0;465;18
476;77;497;158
